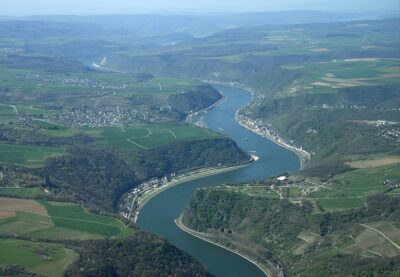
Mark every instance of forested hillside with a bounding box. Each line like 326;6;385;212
65;232;212;277
41;138;249;212
182;187;400;276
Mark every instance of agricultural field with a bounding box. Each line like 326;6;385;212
280;58;400;97
0;187;47;198
40;123;220;151
338;221;400;258
291;230;322;256
0;104;14;115
345;155;400;169
0;143;64;167
0;198;133;239
223;184;280;198
316;197;365;211
0;239;78;277
0;65;201;107
308;162;400;211
0;103;19;124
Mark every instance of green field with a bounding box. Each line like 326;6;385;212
280;58;400;97
289;187;302;198
40;123;220;151
224;185;280;198
317;197;365;211
0;239;78;276
0;143;64;167
0;200;133;240
0;104;19;124
310;163;400;211
0;65;200;107
0;104;14;114
0;187;47;198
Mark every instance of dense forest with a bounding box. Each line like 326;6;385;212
41;138;249;212
168;85;222;114
65;232;212;277
129;84;223;121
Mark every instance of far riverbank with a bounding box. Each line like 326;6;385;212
235;111;310;170
204;80;310;170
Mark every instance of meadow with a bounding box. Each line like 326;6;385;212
0;239;78;277
0;65;201;108
41;123;220;151
0;143;64;167
280;58;400;97
0;187;47;198
225;185;280;198
0;198;133;240
310;162;400;211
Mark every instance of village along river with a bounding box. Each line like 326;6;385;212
137;85;300;277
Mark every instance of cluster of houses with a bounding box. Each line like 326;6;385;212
51;106;156;127
120;172;177;220
319;104;400;112
237;113;311;162
15;73;128;90
385;128;400;141
320;104;369;110
382;178;400;189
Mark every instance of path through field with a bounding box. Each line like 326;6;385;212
360;223;400;249
126;139;148;150
168;129;177;138
9;105;18;115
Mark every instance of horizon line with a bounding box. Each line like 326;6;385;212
0;8;399;18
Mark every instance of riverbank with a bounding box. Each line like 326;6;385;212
185;89;227;124
204;80;310;170
203;80;256;95
134;162;253;223
235;112;310;170
175;216;274;277
137;84;299;277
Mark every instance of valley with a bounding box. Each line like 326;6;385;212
0;11;399;277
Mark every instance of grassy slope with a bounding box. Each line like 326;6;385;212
0;143;64;167
310;162;400;211
0;239;78;277
0;200;133;240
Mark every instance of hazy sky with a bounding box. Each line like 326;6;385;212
0;0;399;16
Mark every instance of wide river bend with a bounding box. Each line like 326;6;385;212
137;85;300;277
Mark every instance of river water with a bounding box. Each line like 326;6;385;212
137;85;300;277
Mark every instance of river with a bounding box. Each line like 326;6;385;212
137;85;300;277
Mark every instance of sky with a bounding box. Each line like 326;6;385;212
0;0;399;16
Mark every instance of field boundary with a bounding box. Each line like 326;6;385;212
126;139;148;150
360;223;400;249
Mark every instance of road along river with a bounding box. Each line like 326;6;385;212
137;85;300;277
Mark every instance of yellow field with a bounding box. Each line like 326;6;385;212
345;156;400;169
0;197;48;219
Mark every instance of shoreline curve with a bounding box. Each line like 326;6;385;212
175;216;271;277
